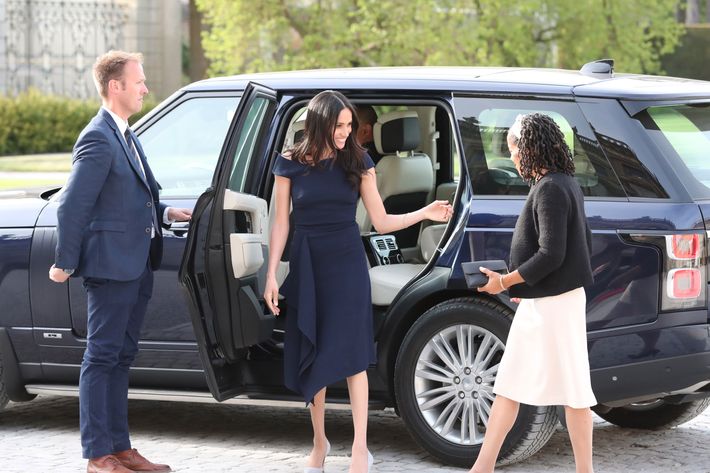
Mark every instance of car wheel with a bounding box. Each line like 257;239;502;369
394;297;558;467
595;397;710;430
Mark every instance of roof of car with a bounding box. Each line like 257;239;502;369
183;66;710;101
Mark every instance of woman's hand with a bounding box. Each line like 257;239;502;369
423;200;453;223
476;267;506;295
264;275;281;316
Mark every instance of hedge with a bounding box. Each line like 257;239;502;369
0;89;156;156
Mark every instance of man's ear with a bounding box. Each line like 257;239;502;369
108;79;118;95
108;78;124;95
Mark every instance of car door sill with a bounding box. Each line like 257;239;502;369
23;384;384;410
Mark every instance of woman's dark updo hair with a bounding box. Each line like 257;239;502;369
516;113;575;182
289;90;367;189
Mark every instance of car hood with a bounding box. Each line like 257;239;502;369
0;197;49;227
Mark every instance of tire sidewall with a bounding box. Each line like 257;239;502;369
394;297;523;467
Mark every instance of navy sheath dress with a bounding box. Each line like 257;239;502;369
273;153;377;404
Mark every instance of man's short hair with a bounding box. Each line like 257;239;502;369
356;105;378;126
92;50;143;98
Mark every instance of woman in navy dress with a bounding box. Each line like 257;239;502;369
264;91;452;473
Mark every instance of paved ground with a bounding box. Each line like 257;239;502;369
0;395;708;472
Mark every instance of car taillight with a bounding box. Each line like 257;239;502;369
667;234;700;260
627;232;706;312
666;268;702;299
661;233;706;310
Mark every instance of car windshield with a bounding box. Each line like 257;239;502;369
643;103;710;199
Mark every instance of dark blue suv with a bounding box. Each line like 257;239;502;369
1;61;709;467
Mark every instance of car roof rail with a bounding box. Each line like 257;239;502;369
580;59;614;78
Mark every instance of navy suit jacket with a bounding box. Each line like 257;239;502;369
55;108;168;281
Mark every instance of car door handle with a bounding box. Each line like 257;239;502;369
170;221;190;237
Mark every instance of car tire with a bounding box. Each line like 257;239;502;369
595;397;710;430
394;297;558;467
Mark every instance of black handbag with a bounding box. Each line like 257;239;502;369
461;260;509;289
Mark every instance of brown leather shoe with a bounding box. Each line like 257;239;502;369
87;455;135;473
114;449;172;472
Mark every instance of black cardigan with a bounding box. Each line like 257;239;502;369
508;172;593;299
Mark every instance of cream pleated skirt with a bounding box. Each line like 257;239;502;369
493;287;597;408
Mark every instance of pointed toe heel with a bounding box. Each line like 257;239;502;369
304;440;331;473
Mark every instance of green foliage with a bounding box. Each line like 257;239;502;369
196;0;684;75
662;25;710;80
0;90;157;156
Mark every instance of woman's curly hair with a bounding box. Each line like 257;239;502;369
516;113;575;182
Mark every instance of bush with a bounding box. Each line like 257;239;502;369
0;89;157;156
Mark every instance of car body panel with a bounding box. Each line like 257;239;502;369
1;66;709;464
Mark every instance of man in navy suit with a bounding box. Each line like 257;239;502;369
49;51;191;473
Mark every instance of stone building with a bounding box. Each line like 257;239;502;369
0;0;182;100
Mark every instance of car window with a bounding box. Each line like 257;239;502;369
642;104;710;200
454;98;625;198
228;96;271;192
139;95;240;198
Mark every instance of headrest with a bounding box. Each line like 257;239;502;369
292;120;306;144
373;111;420;155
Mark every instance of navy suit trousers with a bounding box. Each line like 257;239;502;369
79;264;153;459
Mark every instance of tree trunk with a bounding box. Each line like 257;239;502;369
686;0;700;24
189;0;209;82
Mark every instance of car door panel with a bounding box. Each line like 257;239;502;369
180;83;278;401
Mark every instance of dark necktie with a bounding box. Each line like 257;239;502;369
124;129;144;173
124;129;160;237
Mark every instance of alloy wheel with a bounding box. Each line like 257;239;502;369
413;324;505;445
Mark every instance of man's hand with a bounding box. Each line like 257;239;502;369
168;207;192;222
49;264;71;283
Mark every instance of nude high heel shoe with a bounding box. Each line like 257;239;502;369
304;440;331;473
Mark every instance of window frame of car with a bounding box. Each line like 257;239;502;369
134;90;244;199
257;94;466;205
577;98;684;202
453;93;630;202
624;99;710;202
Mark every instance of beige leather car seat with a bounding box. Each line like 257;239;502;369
369;224;447;306
356;111;434;252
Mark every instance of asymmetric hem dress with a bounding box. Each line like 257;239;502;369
273;153;377;404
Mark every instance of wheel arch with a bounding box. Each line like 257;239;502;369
376;269;510;407
0;328;35;403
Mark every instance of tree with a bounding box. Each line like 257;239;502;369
188;0;209;81
195;0;684;75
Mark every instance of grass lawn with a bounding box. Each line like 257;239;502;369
0;178;66;190
0;154;72;172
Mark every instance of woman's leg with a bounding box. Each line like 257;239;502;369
306;387;329;468
469;395;520;473
346;371;370;473
565;406;594;473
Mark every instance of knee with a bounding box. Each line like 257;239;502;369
83;342;122;367
117;347;139;367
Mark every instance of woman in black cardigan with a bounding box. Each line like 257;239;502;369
469;113;596;473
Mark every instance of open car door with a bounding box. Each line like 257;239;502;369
179;83;278;401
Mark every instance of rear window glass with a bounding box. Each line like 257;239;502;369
644;104;710;199
454;97;625;197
